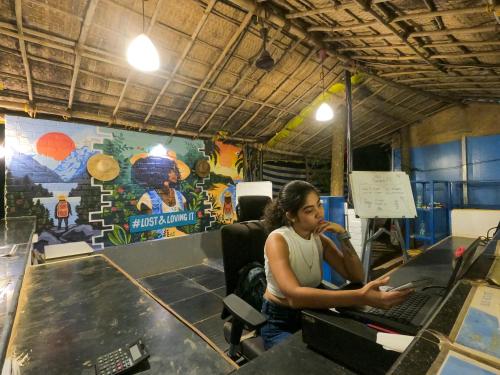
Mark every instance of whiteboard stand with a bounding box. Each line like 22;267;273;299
361;218;409;284
350;171;417;283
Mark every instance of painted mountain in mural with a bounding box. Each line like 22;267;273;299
54;146;96;182
8;151;63;183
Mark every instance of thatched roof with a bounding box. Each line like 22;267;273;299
0;0;499;157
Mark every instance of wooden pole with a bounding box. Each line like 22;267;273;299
399;126;411;176
330;106;346;196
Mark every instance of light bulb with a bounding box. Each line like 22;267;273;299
149;144;167;157
127;34;160;72
315;102;334;122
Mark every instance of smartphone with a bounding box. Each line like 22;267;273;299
388;277;434;291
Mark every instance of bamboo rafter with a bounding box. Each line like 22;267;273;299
14;0;33;102
110;0;165;122
68;0;99;110
173;8;255;133
144;0;217;124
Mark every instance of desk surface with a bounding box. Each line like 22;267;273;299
387;236;476;287
6;255;236;374
232;332;356;375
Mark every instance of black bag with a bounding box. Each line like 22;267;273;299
234;261;267;312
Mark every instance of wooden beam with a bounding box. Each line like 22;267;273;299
351;54;421;61
337;44;408;52
409;24;500;38
14;0;33;102
308;20;378;33
228;0;462;105
68;0;99;110
324;33;394;42
144;0;217;123
0;96;256;143
429;50;500;59
356;0;445;72
398;74;498;83
422;40;500;49
412;81;500;88
173;8;255;133
390;5;500;23
285;3;352;19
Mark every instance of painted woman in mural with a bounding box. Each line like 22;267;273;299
131;151;188;237
222;191;236;224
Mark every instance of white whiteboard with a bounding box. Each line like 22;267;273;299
236;181;273;200
350;171;417;219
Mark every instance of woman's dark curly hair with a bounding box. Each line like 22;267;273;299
131;156;181;190
263;180;319;231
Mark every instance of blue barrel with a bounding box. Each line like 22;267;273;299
320;196;345;285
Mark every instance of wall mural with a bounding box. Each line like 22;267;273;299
4;115;243;251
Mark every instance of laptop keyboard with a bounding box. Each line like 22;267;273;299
365;292;431;324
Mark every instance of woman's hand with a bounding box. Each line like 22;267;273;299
314;220;346;235
359;276;413;309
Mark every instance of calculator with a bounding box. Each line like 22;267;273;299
95;339;149;375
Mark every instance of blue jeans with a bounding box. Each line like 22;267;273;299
260;298;302;350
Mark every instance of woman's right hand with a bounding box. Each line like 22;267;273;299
359;276;413;309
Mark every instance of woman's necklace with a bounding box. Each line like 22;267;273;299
157;188;176;207
299;237;315;271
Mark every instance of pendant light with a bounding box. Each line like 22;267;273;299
127;0;160;72
315;50;334;122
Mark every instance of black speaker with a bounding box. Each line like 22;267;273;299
302;310;400;375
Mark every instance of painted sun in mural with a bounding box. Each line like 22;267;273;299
36;132;76;160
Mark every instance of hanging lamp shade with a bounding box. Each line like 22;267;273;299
127;33;160;72
315;102;334;122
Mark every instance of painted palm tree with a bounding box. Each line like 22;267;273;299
235;150;244;177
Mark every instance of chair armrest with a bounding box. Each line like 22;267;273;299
223;294;267;329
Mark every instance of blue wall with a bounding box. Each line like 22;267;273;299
393;134;500;208
467;134;500;207
411;141;462;181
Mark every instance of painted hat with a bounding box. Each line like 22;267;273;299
195;159;211;178
87;154;120;181
57;194;67;200
166;150;190;180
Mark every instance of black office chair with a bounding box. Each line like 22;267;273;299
220;195;271;361
236;195;271;222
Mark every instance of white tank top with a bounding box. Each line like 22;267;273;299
265;226;324;299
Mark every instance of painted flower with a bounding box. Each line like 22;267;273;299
117;187;125;194
197;211;203;218
123;223;129;231
111;207;118;212
130;200;137;206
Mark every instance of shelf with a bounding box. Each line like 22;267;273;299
411;235;431;241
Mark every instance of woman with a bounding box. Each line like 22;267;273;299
132;155;187;237
260;180;412;349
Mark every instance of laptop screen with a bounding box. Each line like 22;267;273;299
446;238;482;290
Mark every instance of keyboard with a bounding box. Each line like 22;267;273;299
364;292;432;325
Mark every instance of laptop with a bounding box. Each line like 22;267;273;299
337;238;482;335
